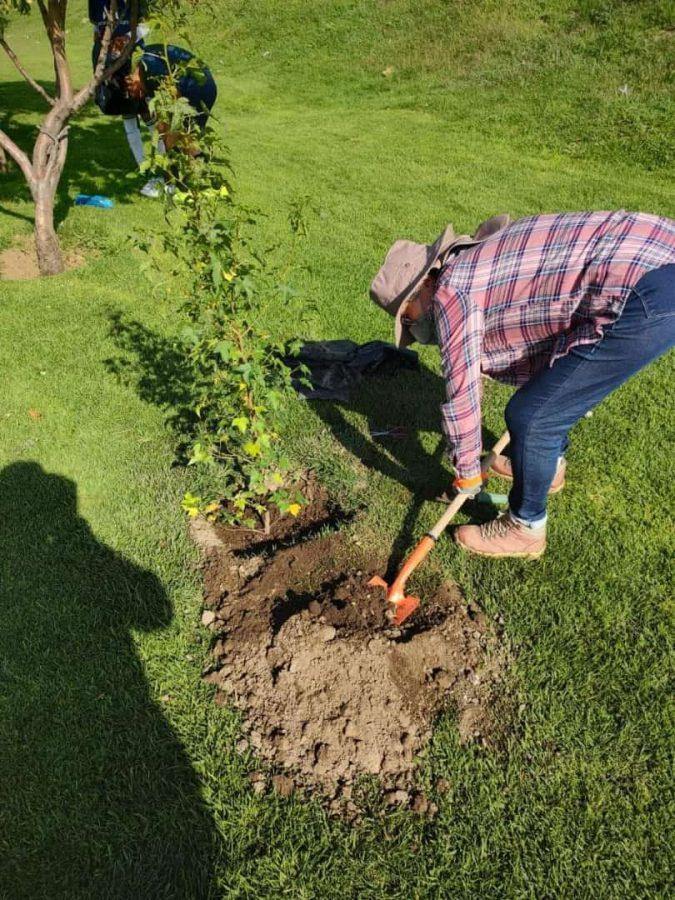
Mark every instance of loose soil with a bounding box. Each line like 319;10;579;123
0;236;84;281
192;482;507;814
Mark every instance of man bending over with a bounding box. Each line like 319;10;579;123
370;210;675;557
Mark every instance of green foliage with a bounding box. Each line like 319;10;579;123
0;0;195;42
136;62;304;528
0;0;29;38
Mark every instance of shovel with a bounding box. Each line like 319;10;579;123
369;430;510;626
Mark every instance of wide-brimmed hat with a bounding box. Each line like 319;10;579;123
369;225;467;348
370;214;512;347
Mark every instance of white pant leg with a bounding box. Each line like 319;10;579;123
122;116;145;167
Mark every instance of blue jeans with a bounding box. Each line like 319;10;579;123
505;263;675;524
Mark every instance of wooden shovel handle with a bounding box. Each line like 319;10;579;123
428;430;510;540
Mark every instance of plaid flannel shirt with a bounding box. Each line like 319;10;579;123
433;210;675;479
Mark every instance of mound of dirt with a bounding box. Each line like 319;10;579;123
0;237;84;281
192;484;506;813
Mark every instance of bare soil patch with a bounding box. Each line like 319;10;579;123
192;481;507;815
0;236;84;281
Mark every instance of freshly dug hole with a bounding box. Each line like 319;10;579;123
192;485;506;812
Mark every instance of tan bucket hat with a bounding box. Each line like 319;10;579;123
370;214;512;347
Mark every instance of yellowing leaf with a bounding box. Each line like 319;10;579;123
203;502;220;514
243;441;261;457
288;503;302;517
232;416;248;433
181;492;202;517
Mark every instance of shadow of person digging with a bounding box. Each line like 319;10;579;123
0;463;217;898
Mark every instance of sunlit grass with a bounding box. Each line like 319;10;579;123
0;2;672;896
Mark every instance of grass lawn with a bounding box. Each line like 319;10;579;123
1;1;673;896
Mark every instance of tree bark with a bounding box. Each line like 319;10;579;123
0;0;139;276
32;179;64;276
30;96;70;276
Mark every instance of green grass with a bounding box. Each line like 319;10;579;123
1;2;673;896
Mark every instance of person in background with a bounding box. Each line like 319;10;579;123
124;43;218;156
88;0;164;198
370;210;675;557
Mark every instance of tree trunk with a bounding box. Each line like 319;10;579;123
0;1;139;277
33;179;64;276
0;146;7;173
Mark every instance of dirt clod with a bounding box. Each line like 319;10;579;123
387;789;410;806
272;774;295;797
411;793;429;815
194;480;507;813
435;778;450;794
249;772;267;795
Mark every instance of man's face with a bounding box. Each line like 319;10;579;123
399;275;438;345
401;275;436;323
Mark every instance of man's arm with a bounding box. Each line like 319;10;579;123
434;285;485;482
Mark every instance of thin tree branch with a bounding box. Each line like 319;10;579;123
0;128;35;187
93;0;119;83
49;0;73;101
71;0;141;115
35;0;50;31
0;38;55;106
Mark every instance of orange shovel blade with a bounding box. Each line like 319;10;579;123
367;575;420;626
390;595;420;626
368;575;388;590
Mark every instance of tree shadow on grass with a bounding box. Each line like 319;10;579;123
104;310;197;453
0;462;218;898
0;80;145;228
102;313;502;576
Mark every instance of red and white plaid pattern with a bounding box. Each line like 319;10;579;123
434;210;675;478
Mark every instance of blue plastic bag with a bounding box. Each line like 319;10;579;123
74;194;114;209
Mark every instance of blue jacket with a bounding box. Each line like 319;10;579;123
139;44;217;119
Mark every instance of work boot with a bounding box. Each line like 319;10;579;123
455;511;546;559
489;455;566;494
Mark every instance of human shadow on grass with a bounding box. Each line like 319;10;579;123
308;367;500;576
0;462;218;898
0;81;146;227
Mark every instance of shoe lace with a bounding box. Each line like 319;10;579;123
481;513;512;540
